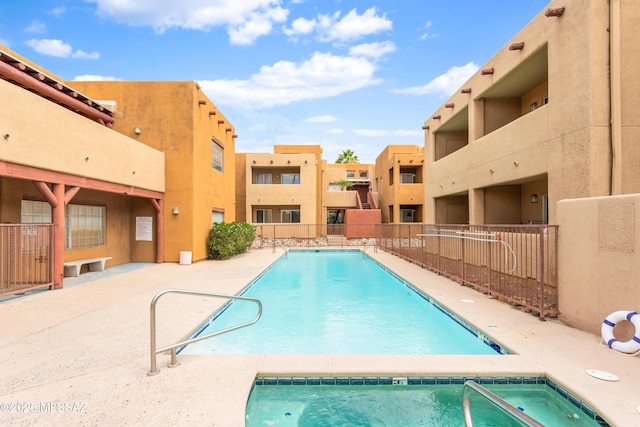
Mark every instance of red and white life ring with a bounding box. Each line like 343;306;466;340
601;310;640;354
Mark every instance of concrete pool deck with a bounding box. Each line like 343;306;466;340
0;249;638;426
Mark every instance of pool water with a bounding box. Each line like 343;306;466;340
245;378;606;427
183;250;502;355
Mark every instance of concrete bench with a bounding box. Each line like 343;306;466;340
63;257;112;277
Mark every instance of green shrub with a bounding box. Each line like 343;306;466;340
206;222;256;260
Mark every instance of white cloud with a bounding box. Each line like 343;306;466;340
50;7;67;16
349;41;396;59
305;115;338;123
392;61;479;96
227;6;288;45
72;50;100;59
25;20;46;34
25;39;72;57
86;0;288;45
73;74;121;81
283;16;316;37
198;51;382;109
25;38;100;59
316;7;392;43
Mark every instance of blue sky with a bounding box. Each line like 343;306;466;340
1;0;550;163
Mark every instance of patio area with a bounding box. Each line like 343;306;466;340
0;249;638;426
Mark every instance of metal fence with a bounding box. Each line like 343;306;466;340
252;223;558;319
0;224;54;297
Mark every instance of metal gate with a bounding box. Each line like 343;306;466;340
0;224;54;297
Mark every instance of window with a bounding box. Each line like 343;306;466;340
212;139;223;172
281;210;300;223
65;204;106;249
21;200;51;223
212;210;224;224
255;173;272;184
281;173;300;184
346;170;355;178
542;96;549;105
400;209;415;223
255;209;272;223
21;200;106;249
359;171;368;179
400;173;415;184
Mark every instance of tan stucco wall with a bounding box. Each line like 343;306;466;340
375;145;424;223
0;79;164;193
422;0;637;225
275;145;323;223
557;194;640;336
235;153;247;222
244;152;317;223
71;81;236;262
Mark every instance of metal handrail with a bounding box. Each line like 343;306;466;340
417;230;517;273
272;240;288;257
362;239;378;257
462;380;545;427
148;288;262;375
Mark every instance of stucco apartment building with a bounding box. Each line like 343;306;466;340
420;0;640;333
71;80;237;264
1;45;238;297
235;145;379;232
375;145;424;223
421;0;639;226
0;46;165;291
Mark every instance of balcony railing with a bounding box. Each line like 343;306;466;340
251;223;558;319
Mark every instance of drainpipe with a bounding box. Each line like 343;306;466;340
609;0;622;195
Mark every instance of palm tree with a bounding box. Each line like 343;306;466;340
335;149;359;164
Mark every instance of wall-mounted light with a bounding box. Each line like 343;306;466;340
172;207;180;215
530;194;538;204
134;126;142;134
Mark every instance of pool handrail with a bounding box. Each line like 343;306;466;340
362;239;378;257
148;288;262;376
272;240;288;257
462;380;545;427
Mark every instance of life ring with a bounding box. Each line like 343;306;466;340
601;311;640;354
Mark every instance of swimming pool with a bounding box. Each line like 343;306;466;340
183;250;504;355
245;376;609;426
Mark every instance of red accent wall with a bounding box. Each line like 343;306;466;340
344;209;381;238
